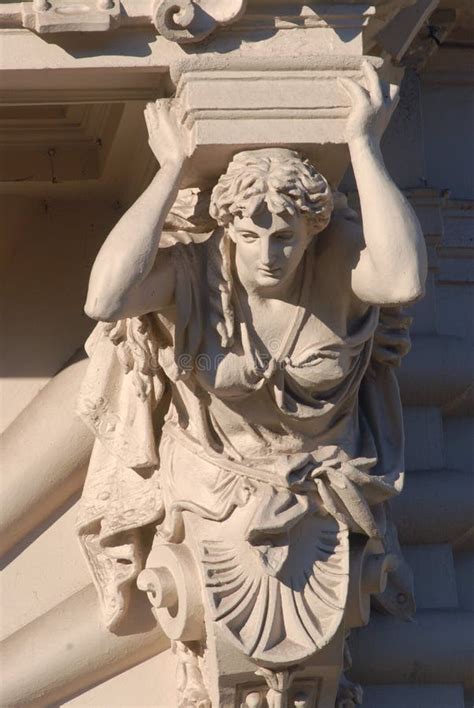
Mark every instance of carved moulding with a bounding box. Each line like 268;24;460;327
20;0;247;36
11;0;426;48
22;0;121;33
152;0;248;43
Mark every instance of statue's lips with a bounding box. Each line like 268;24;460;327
258;266;281;278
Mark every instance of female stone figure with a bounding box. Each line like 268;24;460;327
77;62;426;696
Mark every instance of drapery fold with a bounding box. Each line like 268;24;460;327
76;236;414;630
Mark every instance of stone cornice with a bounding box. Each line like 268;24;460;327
0;0;413;46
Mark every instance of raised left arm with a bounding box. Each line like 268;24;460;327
340;62;427;305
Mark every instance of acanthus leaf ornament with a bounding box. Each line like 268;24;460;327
151;0;248;43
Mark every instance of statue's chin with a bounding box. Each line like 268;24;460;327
251;270;286;292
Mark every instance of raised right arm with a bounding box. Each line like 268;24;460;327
85;101;187;322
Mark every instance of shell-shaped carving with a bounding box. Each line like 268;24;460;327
200;512;349;666
152;0;247;43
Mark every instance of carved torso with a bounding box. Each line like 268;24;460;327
158;230;378;470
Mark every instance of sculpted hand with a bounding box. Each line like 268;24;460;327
144;99;188;168
339;61;400;145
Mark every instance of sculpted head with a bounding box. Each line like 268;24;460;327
210;149;333;292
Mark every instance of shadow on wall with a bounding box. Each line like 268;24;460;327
40;27;156;59
0;194;117;381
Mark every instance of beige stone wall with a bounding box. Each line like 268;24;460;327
1;4;473;707
349;52;474;708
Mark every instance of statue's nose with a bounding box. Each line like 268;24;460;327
259;236;272;266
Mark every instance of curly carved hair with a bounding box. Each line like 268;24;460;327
209;148;333;233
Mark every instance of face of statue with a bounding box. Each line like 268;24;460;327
229;206;312;294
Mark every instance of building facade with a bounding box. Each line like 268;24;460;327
1;1;473;706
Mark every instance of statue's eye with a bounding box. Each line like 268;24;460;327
240;232;258;241
275;232;293;241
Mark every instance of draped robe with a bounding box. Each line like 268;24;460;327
76;227;415;635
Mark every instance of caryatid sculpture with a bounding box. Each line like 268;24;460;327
77;63;427;707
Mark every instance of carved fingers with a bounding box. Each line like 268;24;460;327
363;60;384;109
339;61;400;144
144;99;188;168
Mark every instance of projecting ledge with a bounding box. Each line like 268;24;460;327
349;610;474;689
391;469;474;546
0;584;169;707
396;334;474;410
